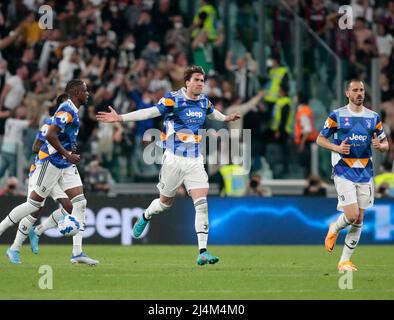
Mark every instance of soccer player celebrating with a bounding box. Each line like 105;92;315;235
316;79;389;271
96;65;240;265
0;80;98;265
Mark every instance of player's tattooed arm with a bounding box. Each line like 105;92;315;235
46;125;80;164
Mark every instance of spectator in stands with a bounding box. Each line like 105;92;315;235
352;17;378;79
380;0;394;37
225;51;258;102
260;53;289;113
376;23;394;57
375;162;394;193
375;182;393;198
168;51;189;90
246;172;272;197
294;92;319;178
141;39;162;69
219;162;248;197
58;46;85;89
0;63;28;134
303;174;327;197
192;30;214;74
0;176;24;197
134;10;157;58
19;10;42;46
0;59;9;96
303;0;328;38
381;72;393;103
85;158;113;195
235;0;257;52
266;85;293;178
164;15;191;54
351;0;374;24
0;106;30;178
192;0;218;43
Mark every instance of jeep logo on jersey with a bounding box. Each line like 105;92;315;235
186;110;203;118
348;133;368;142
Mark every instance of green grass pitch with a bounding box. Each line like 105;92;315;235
0;245;393;300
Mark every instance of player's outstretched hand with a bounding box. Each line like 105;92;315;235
96;106;122;123
225;113;241;122
66;153;80;164
372;132;381;150
337;138;350;155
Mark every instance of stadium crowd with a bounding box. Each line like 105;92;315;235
0;0;393;197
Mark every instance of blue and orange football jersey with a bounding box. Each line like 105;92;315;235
320;105;386;183
156;88;215;157
37;99;80;168
29;117;53;177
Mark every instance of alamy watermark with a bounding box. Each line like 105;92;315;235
338;270;353;290
142;128;252;174
38;265;53;290
338;6;353;30
38;5;53;30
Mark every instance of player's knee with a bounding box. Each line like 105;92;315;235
159;196;174;208
27;197;44;210
58;198;73;214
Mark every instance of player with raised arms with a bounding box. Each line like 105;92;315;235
97;65;240;265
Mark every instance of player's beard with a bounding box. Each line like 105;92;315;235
352;96;364;106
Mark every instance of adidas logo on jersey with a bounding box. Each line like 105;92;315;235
186;110;203;118
348;133;368;142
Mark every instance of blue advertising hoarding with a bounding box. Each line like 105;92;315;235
0;196;393;245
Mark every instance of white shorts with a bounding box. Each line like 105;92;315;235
334;175;374;211
157;150;209;197
28;171;67;207
30;161;82;199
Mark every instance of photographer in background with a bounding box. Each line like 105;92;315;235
0;176;24;196
303;174;327;197
247;172;272;197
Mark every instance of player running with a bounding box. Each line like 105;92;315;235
96;65;240;265
316;79;389;271
5;93;73;264
0;80;98;265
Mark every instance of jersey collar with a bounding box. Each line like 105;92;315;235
346;104;365;116
67;99;79;113
181;87;202;101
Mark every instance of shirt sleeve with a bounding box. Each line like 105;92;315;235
319;111;338;138
37;122;50;142
206;99;215;115
156;93;176;115
53;106;74;131
375;114;386;141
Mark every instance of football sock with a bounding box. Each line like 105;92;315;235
70;195;87;257
35;208;67;236
10;215;37;251
331;213;351;234
0;199;41;236
144;198;171;220
72;231;83;256
340;223;362;263
194;197;209;251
